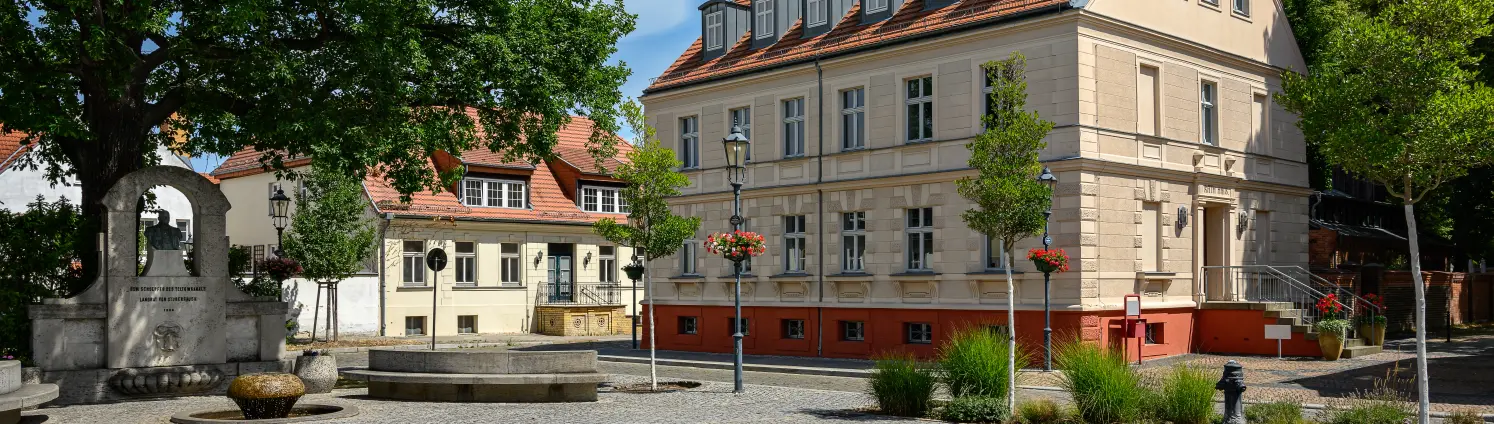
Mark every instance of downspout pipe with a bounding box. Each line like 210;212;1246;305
815;57;826;357
378;212;393;336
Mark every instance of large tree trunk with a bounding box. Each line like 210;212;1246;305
74;127;148;294
1405;202;1431;424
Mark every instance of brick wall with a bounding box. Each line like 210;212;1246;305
1381;271;1467;333
535;306;629;336
1470;273;1494;323
1309;229;1338;268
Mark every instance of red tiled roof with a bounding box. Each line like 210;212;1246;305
211;115;632;225
646;0;1069;93
198;172;221;185
0;130;33;176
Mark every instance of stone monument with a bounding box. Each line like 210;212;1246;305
28;166;291;405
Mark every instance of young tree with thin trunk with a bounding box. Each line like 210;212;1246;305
1278;1;1494;421
0;1;634;292
955;52;1054;411
594;100;701;391
280;161;377;342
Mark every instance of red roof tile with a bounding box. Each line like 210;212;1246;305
646;0;1070;93
0;130;34;176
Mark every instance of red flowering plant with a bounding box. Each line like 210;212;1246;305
1316;293;1345;320
1356;293;1388;325
259;257;302;282
705;231;767;263
1027;248;1070;274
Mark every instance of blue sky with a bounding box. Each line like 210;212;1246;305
190;2;698;172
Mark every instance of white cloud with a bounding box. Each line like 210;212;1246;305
624;0;691;38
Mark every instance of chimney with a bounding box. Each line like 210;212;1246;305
699;0;751;61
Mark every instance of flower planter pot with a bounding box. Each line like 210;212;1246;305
1358;323;1387;346
294;354;338;394
1318;332;1343;361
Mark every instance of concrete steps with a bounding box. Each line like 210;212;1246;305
1203;301;1383;358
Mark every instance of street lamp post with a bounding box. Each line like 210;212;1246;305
722;125;750;394
269;188;292;301
624;255;646;350
1037;167;1058;372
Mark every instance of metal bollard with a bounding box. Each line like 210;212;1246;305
1215;360;1247;424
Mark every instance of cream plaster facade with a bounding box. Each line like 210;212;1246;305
641;1;1310;315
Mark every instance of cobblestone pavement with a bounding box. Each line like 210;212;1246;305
23;375;923;424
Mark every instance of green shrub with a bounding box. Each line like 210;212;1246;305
1014;399;1077;424
1444;409;1486;424
1149;363;1216;424
0;198;85;362
1054;338;1147;424
868;352;937;417
1318;387;1413;424
938;325;1029;399
938;396;1010;423
1244;401;1307;424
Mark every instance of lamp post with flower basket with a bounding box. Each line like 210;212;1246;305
1028;247;1069;371
716;124;756;393
1034;167;1059;371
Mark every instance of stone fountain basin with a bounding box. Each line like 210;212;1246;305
340;349;609;402
169;403;357;424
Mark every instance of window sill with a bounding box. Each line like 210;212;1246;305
890;271;938;276
968;270;1026;275
670;274;705;280
905;139;933;145
1138;272;1178;280
453;285;528;291
717;273;756;278
827;272;873;280
397;285;433;291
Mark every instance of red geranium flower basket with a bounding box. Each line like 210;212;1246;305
705;231;767;263
1028;248;1070;274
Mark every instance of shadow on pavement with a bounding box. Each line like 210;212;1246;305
798;409;923;421
1286;340;1494;407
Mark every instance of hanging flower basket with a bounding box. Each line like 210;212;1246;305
1027;248;1070;274
259;257;302;282
622;263;646;282
705;231;767;263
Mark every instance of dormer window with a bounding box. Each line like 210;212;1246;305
705;11;724;49
807;0;826;26
581;186;630;214
462;177;526;209
866;0;889;13
755;0;775;39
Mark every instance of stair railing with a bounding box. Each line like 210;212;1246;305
1268;265;1383;328
1200;265;1360;339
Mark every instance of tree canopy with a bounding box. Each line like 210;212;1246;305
280;162;377;285
956;52;1053;266
593;100;700;263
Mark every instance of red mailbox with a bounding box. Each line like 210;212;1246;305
1124;319;1147;338
1123;294;1143;365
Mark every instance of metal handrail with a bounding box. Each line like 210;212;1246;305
536;281;624;306
1269;265;1383;317
1200;265;1365;338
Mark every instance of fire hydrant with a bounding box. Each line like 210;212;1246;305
1215;360;1247;424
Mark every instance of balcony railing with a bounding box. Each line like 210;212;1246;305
536;282;624;306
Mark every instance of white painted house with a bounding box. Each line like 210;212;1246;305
0;132;197;236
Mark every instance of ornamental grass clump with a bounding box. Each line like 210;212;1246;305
1014;399;1078;424
1243;400;1308;424
868;352;937;417
938;325;1029;399
1054;338;1146;424
1148;363;1217;424
1318;385;1414;424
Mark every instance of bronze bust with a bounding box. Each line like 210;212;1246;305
144;210;184;251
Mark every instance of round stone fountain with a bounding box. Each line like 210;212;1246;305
169;373;357;424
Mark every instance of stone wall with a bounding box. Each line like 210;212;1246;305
535;306;628;336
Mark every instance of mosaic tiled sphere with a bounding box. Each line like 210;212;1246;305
227;372;306;419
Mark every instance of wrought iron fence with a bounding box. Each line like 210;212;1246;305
536;282;623;306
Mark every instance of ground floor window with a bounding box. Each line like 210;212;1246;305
457;315;478;334
1145;323;1163;345
905;322;932;344
841;321;865;341
405;316;427;336
679;316;698;335
782;319;805;339
729;317;750;336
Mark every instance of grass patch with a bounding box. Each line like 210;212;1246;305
333;377;368;389
938;324;1029;399
1148;363;1217;424
1054;338;1147;424
1318;386;1413;424
1444;409;1486;424
1013;399;1078;424
868;352;937;417
937;396;1010;423
1244;400;1307;424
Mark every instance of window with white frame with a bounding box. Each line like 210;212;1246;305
841;88;865;150
1202;0;1218;5
176;219;192;243
402;240;426;285
755;0;775;38
681;240;698;275
806;0;826;25
906;322;932;344
405;316;426;336
782;319;806;339
680;116;700;168
581;186;628;214
906;207;934;271
981;68;1017;128
783;215;807;273
457;315;478;334
783;98;806;157
866;0;889;13
267;182;281;215
985;235;1008;270
1233;0;1249;15
842;212;866;272
1200;81;1218;145
455;241;476;286
500;243;521;285
730;107;752;161
461;177;525;209
600;246;617;283
905;76;934;142
705;11;724;49
841;321;865;341
678;316;698;334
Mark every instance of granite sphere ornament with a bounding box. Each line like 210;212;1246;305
227;373;306;419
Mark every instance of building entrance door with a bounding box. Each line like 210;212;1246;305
1204;206;1230;300
547;243;574;303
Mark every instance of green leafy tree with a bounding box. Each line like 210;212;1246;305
593;99;701;391
1277;1;1494;420
0;0;635;291
280;162;377;341
0;197;85;362
954;52;1054;411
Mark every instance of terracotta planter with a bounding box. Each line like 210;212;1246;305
1358;322;1387;346
1318;332;1344;361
